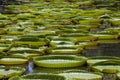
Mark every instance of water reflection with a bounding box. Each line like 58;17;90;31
26;62;34;74
83;43;120;57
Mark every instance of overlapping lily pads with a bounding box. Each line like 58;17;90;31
0;0;119;80
0;66;25;79
8;47;45;58
87;56;120;66
91;60;120;73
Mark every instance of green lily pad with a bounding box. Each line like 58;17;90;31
116;72;120;79
59;70;103;80
92;34;117;40
91;61;120;73
0;56;28;65
8;47;45;58
9;74;66;80
0;66;25;79
87;56;120;66
0;44;12;52
50;37;75;46
61;33;97;41
33;55;87;68
47;47;83;54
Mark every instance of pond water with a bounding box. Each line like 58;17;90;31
83;42;120;57
1;42;120;80
23;42;120;80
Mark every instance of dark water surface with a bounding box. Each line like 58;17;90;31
83;42;120;57
1;42;120;80
26;43;120;80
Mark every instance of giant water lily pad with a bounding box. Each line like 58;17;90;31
61;33;97;41
9;74;66;80
92;34;117;40
7;31;24;35
0;14;9;20
0;56;28;65
91;61;120;73
0;44;12;52
33;55;87;68
47;47;83;54
0;66;25;79
14;37;48;46
116;72;120;79
0;35;17;43
16;13;35;20
58;25;90;31
0;28;6;35
97;40;120;44
110;18;120;27
78;41;98;48
56;29;89;34
87;56;120;66
104;27;120;34
59;70;103;80
8;47;45;58
50;37;75;46
25;30;56;37
52;44;85;49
